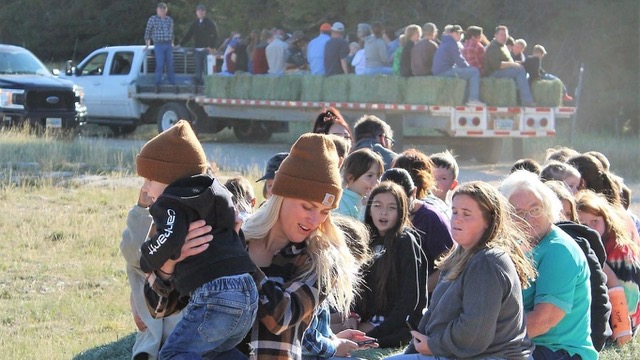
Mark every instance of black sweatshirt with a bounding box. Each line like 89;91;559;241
140;174;254;297
180;17;218;48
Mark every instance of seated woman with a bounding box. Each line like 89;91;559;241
346;182;427;348
500;170;597;360
147;134;362;359
386;181;536;360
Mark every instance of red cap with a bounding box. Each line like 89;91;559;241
320;23;331;31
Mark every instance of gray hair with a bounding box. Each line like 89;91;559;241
499;170;562;224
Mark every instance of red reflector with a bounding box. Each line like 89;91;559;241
526;118;535;127
472;117;481;126
540;117;548;127
458;117;467;126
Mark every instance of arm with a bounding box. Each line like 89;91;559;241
426;253;505;358
301;306;339;357
253;256;322;335
526;303;566;338
378;40;391;65
169;17;175;46
340;59;349;74
120;191;154;272
144;17;153;48
451;45;470;68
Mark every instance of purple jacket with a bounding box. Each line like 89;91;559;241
411;201;453;276
432;34;470;75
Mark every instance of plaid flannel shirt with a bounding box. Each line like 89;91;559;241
462;40;486;73
301;302;337;359
144;15;174;43
248;242;324;360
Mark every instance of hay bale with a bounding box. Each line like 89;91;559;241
321;75;351;102
531;79;563;107
228;73;253;99
205;75;232;98
480;78;517;106
301;75;324;101
349;75;406;103
248;76;302;100
405;76;466;105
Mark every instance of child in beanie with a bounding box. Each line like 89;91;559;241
136;120;258;359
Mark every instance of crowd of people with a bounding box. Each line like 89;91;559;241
129;4;635;360
119;103;640;360
143;2;572;105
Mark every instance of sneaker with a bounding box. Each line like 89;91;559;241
562;94;573;102
466;100;486;107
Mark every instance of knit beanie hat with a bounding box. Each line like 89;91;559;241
271;133;342;208
136;120;208;185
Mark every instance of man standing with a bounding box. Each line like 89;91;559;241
410;22;438;76
266;29;288;75
144;2;176;87
323;22;350;76
307;23;332;75
432;25;484;106
179;4;218;85
483;25;535;106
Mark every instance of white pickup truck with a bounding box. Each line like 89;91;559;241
62;45;576;162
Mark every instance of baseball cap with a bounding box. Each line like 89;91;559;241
445;24;463;33
196;4;206;11
257;152;289;182
331;22;345;32
320;23;332;32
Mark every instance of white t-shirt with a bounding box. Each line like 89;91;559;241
351;49;366;75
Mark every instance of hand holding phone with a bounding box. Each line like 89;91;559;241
406;315;416;332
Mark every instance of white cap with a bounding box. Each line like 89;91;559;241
331;22;345;32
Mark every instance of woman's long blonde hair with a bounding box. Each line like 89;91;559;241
242;195;361;316
438;182;536;287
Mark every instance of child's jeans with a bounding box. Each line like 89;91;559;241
159;273;258;360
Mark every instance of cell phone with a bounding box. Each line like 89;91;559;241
406;315;416;331
356;338;377;346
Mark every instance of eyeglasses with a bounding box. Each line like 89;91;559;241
378;134;395;147
515;206;544;219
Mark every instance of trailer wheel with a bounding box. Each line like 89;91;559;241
157;102;190;133
475;138;505;164
233;121;273;142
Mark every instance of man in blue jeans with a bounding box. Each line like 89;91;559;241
179;4;218;85
144;2;176;87
483;25;536;107
432;24;485;106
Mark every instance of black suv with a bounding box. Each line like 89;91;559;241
0;44;86;132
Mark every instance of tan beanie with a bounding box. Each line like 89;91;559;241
136;120;208;184
271;133;342;208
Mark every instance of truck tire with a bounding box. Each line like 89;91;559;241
475;138;505;164
157;102;190;133
233;121;273;142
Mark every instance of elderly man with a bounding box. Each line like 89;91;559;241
144;2;175;87
410;22;438;76
483;25;535;107
432;25;484;106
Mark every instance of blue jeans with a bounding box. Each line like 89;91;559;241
159;273;258;360
437;67;481;102
364;66;393;75
193;48;209;85
532;346;581;360
491;66;534;103
155;43;176;85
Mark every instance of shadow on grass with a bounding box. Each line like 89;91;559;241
73;332;135;360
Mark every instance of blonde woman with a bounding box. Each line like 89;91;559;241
159;134;361;360
386;181;536;359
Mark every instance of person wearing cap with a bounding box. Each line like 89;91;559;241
179;4;218;85
483;25;536;107
411;22;439;76
324;22;350;76
256;152;288;202
266;29;288;75
432;25;485;107
364;22;393;75
164;133;361;359
144;2;176;87
286;31;309;72
307;23;332;75
135;120;258;358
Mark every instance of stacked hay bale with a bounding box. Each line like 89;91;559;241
321;75;351;102
348;75;406;103
531;79;563;107
300;76;324;101
480;78;517;106
405;77;466;105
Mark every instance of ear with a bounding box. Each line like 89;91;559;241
450;179;459;190
346;174;355;185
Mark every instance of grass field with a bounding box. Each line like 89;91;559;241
1;128;639;359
